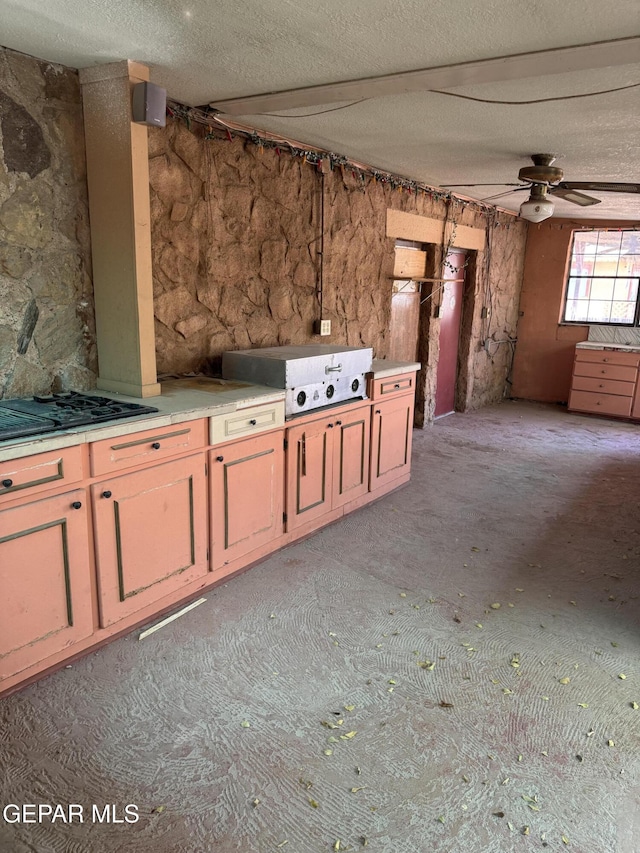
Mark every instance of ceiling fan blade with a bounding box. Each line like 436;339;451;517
440;183;524;188
480;187;530;201
556;181;640;194
548;186;601;206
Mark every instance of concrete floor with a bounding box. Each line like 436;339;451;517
1;401;639;853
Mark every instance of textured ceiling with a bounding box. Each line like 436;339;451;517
2;0;640;219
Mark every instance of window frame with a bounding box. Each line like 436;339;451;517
561;229;640;327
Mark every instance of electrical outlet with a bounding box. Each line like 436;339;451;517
481;306;490;319
314;319;331;336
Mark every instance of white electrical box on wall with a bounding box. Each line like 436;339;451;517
314;319;331;336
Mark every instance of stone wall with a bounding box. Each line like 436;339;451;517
0;47;95;398
150;118;527;418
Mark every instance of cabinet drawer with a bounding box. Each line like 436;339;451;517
370;373;416;400
575;349;640;368
0;445;84;506
90;420;207;476
571;376;636;397
210;401;284;445
572;361;638;383
569;390;632;418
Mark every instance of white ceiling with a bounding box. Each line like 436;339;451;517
2;0;640;219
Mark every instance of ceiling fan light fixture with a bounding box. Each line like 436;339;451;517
519;184;554;222
519;197;554;222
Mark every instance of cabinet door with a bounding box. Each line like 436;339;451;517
210;431;284;571
286;418;333;531
0;489;93;682
633;383;640;420
332;406;371;509
370;395;414;491
92;454;207;628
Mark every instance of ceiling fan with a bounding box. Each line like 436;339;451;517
442;154;640;222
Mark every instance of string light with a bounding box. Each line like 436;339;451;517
165;100;519;227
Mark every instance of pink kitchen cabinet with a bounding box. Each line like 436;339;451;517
285;403;371;531
91;454;208;628
0;488;94;682
370;394;414;492
209;430;285;572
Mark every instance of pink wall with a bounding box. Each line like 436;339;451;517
512;218;639;403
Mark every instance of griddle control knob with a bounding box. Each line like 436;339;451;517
296;390;307;407
326;384;335;399
351;379;360;393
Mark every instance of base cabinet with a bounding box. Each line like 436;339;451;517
569;348;640;420
0;489;93;681
91;454;207;628
1;370;418;695
209;431;285;571
370;395;413;491
286;405;371;531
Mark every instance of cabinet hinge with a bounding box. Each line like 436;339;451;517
283;512;287;524
206;547;209;560
205;463;208;476
283;438;288;451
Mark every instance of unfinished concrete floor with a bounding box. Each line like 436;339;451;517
1;401;639;853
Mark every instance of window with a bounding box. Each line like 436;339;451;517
563;229;640;326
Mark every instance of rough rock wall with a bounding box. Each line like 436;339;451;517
0;47;95;398
150;118;527;415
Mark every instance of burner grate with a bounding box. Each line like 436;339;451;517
0;409;56;440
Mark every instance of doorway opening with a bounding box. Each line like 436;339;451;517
434;249;467;419
388;239;425;363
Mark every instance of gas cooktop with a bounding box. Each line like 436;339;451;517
0;392;159;442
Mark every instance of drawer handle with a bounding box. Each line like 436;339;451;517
599;384;604;388
102;490;112;499
336;420;342;426
327;423;334;428
394;383;401;389
151;442;161;450
375;409;381;414
71;501;82;510
601;370;606;374
249;419;257;425
216;455;224;462
603;358;609;362
596;401;601;405
2;478;13;489
325;364;343;374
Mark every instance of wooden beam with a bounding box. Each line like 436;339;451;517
387;210;486;251
210;36;640;115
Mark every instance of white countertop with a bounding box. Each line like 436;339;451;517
371;359;421;378
0;379;285;463
576;341;640;353
0;362;420;463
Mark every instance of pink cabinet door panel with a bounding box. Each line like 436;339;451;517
333;406;371;508
92;454;207;628
370;396;413;490
286;419;333;531
0;489;93;682
210;432;284;571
